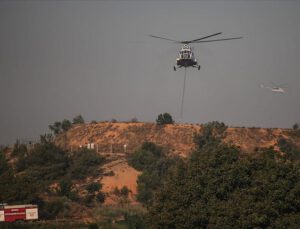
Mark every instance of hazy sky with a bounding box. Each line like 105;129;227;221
1;0;300;144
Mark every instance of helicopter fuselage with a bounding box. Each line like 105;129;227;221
271;87;285;93
175;45;200;70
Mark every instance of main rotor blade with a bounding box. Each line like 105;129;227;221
271;81;287;88
149;35;180;43
193;37;243;43
186;32;222;43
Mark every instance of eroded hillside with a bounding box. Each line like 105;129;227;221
56;122;293;156
55;122;201;157
54;122;298;208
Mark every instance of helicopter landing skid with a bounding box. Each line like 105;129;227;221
174;65;200;71
193;65;201;70
174;66;183;71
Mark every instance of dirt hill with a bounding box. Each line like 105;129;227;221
55;122;292;156
54;122;297;207
55;122;201;157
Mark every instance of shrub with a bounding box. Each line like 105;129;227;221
86;182;102;193
41;198;67;220
131;117;138;123
61;119;72;132
12;140;27;157
113;187;121;196
49;121;62;135
96;192;105;203
72;114;85;124
83;194;95;206
69;148;105;179
120;186;130;197
293;123;299;130
156;113;174;125
58;179;73;197
127;142;163;171
23;140;69;182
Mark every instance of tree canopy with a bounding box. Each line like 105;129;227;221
146;122;300;228
156;113;174;125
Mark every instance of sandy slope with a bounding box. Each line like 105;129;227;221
54;122;297;206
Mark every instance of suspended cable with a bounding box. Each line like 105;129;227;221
180;67;187;120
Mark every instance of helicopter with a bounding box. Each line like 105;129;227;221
149;32;242;71
260;83;285;94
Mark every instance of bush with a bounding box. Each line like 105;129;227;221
69;148;105;179
156;113;174;125
113;187;121;196
127;142;163;171
40;199;67;220
131;117;139;123
58;179;73;197
194;121;227;149
86;182;102;193
124;213;146;229
96;192;105;203
120;186;130;197
23;140;69;182
61;119;72;132
127;142;177;204
49;119;72;135
83;194;95;206
293;123;299;130
88;223;98;229
12;140;27;157
49;121;62;135
278;137;300;161
72;114;85;124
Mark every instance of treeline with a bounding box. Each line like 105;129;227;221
48;114;85;135
127;121;300;228
0;133;105;220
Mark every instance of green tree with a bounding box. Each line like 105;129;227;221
127;142;163;171
12;140;27;157
72;114;85;124
58;179;73;197
86;182;102;193
194;121;227;149
61;119;72;132
127;142;178;205
147;123;300;228
120;186;130;197
23;138;69;182
69;148;105;179
49;121;62;135
293;123;299;130
156;113;174;125
96;192;105;203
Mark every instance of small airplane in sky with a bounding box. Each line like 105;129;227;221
149;32;242;71
260;83;286;94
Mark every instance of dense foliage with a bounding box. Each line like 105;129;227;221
0;150;39;204
48;119;72;135
21;138;69;181
278;137;300;161
156;113;174;125
72;114;85;124
49;115;84;135
127;142;178;205
0;134;105;220
69;148;105;179
146;122;300;228
127;142;163;171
